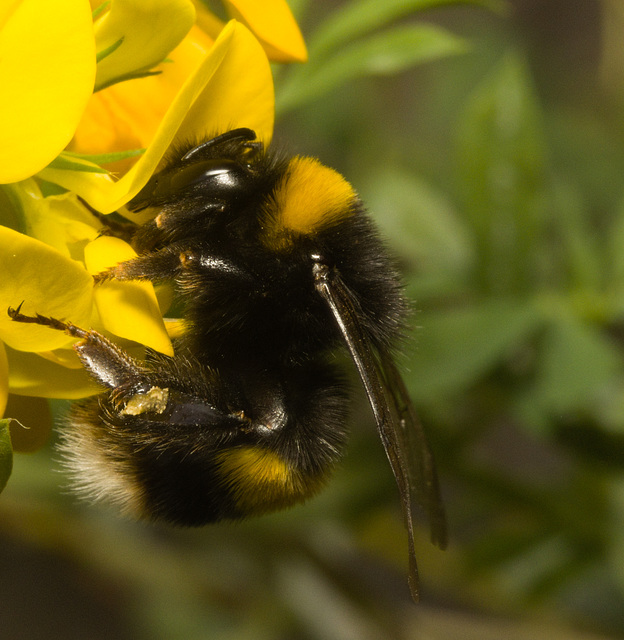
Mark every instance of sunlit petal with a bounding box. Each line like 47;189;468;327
223;0;307;62
6;345;101;398
0;0;95;183
0;226;93;351
193;2;225;40
39;21;274;213
72;24;214;158
37;347;86;370
94;0;196;91
3;181;100;259
173;20;274;145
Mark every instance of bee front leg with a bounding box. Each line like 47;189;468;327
95;245;248;284
76;197;138;242
93;245;185;283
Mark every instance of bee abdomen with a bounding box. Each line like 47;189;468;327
58;358;350;526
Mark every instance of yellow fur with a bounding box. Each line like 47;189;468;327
262;156;357;250
216;446;326;513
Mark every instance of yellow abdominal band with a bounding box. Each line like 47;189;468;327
216;446;325;514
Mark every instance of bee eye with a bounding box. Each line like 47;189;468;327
136;159;249;206
169;160;244;193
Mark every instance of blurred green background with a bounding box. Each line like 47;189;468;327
4;0;624;638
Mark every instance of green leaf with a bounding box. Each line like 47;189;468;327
549;179;603;293
63;148;145;165
278;24;466;113
466;529;554;572
607;193;624;289
96;36;124;63
537;315;621;414
308;0;505;61
92;1;110;20
94;69;162;93
607;478;624;599
47;154;110;174
405;299;542;402
362;168;474;274
0;419;13;494
456;53;547;294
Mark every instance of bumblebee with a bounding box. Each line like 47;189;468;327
9;128;446;600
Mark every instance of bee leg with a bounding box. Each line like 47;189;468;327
131;201;227;252
8;305;145;390
94;245;246;284
93;245;185;283
8;304;81;333
78;197;138;242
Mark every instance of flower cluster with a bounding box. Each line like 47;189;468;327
0;0;306;445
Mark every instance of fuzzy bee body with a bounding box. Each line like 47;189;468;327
65;354;349;525
10;128;445;600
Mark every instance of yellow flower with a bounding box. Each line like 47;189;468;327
0;0;305;447
198;0;307;64
0;186;172;397
67;0;306;171
0;0;304;192
40;19;276;212
0;0;95;183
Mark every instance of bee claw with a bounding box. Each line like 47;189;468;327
93;269;114;285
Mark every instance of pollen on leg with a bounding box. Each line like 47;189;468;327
120;386;170;416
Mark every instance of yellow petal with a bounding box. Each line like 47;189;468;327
37;347;86;370
37;193;102;258
0;342;7;417
163;317;187;340
84;236;173;355
3;181;99;259
39;21;274;213
0;226;94;351
223;0;307;62
6;344;101;398
0;0;95;183
72;24;214;159
94;0;196;91
194;2;225;40
173;20;274;145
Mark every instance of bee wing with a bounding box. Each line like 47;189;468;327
376;350;448;551
314;263;446;602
